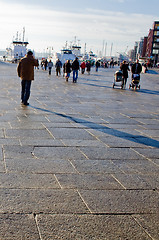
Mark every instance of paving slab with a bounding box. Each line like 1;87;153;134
33;146;87;160
113;173;159;189
70;159;122;174
112;159;159;174
0;189;89;214
0;213;40;240
79;146;145;160
55;173;123;190
36;214;152;240
0;173;60;189
5;158;77;174
79;189;158;214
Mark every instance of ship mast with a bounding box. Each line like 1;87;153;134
23;27;25;43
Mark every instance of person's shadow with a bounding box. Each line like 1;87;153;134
30;105;159;149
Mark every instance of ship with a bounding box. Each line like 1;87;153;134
6;27;29;63
53;37;83;64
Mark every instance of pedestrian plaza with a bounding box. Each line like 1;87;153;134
0;61;158;239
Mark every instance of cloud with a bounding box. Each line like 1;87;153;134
0;1;157;55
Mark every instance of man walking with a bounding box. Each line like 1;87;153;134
55;59;62;76
48;59;53;75
17;50;39;106
72;57;79;82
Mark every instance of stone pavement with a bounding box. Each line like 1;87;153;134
0;61;159;239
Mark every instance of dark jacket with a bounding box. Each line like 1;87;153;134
86;62;91;71
131;63;142;74
120;63;130;78
17;55;39;80
95;61;100;67
63;61;72;73
55;60;62;68
72;59;79;70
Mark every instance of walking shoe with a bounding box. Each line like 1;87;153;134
23;102;29;106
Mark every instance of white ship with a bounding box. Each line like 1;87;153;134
6;27;29;62
53;37;82;65
53;42;75;65
71;37;82;58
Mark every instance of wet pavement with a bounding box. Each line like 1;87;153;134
0;61;159;239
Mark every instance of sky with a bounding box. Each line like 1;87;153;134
0;0;158;56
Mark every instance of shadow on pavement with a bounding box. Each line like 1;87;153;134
139;88;159;96
147;69;159;74
30;106;159;149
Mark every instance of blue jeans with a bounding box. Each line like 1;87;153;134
21;80;32;103
73;70;78;82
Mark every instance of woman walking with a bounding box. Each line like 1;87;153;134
63;60;72;81
120;60;130;88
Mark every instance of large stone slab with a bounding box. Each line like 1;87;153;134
55;173;123;190
79;146;145;160
133;214;159;240
0;213;40;240
47;128;96;140
0;189;89;214
3;145;34;159
79;189;159;214
33;146;87;160
112;159;159;174
112;173;158;189
5;129;53;139
70;159;122;174
5;158;77;174
37;214;151;240
134;148;159;159
0;173;60;189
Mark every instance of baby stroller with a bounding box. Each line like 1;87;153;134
113;70;123;89
129;74;140;90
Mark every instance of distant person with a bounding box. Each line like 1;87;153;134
63;60;72;81
131;59;142;75
120;60;130;88
80;61;86;74
86;61;91;74
17;50;39;105
110;58;114;68
48;60;53;75
72;57;79;82
44;59;48;70
55;59;62;76
95;60;100;72
143;62;148;73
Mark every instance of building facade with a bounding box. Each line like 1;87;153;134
146;21;159;63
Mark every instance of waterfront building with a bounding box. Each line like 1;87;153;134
146;21;159;63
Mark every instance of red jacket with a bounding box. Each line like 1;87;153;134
80;62;86;69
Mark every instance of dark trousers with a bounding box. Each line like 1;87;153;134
56;67;61;76
49;67;52;75
21;80;32;103
122;77;127;86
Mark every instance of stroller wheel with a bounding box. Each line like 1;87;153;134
113;84;115;88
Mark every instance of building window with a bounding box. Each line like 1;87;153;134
154;37;159;42
154;31;159;36
152;49;159;54
154;23;159;30
153;43;159;48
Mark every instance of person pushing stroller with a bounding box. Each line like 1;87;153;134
120;60;130;89
130;59;142;90
131;59;142;76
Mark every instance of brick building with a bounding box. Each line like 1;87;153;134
146;21;159;63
